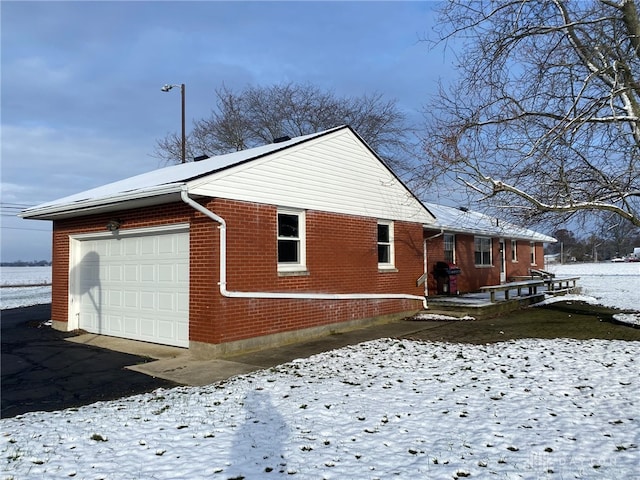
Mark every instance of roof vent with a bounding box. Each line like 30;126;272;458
193;155;209;162
273;135;291;143
458;206;469;212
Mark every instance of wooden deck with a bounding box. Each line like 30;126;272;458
424;280;580;320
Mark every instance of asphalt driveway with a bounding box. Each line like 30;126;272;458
1;304;176;418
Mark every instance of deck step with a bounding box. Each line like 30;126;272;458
424;293;545;320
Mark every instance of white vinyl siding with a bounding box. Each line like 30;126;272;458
190;130;435;225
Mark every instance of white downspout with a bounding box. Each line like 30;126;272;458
181;187;427;308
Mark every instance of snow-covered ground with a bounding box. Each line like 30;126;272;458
0;266;51;310
0;266;51;287
546;262;640;327
2;339;638;479
547;262;639;312
1;264;639;479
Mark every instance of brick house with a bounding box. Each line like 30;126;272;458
22;125;556;355
21;126;436;357
423;203;556;295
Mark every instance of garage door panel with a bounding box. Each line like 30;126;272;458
124;264;138;282
140;291;155;309
108;265;122;282
140;264;155;282
157;320;175;340
158;292;174;311
124;237;138;256
107;314;123;334
176;292;189;313
158;235;174;254
77;229;189;347
109;291;122;307
158;264;174;282
140;317;156;336
177;264;189;283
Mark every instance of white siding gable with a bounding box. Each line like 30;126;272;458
189;129;435;224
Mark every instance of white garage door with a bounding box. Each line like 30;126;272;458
75;228;189;347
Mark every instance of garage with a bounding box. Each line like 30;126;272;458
71;226;190;347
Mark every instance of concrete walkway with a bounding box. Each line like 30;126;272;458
67;320;444;386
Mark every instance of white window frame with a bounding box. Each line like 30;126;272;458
530;241;537;266
277;208;306;273
474;236;492;267
511;239;518;262
377;220;395;270
444;233;456;264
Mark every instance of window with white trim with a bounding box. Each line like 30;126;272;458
277;209;306;272
474;236;492;266
444;233;455;263
377;221;394;268
511;239;518;262
530;241;537;265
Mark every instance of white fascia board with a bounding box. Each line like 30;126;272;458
19;183;186;220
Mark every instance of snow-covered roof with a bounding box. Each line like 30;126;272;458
20;127;345;220
424;202;557;243
20;125;433;225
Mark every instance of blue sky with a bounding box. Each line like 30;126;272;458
1;1;454;261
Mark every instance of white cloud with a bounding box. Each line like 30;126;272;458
2;124;159;205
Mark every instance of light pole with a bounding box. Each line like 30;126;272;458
161;83;186;163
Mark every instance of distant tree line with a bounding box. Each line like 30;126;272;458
1;260;51;267
548;222;640;262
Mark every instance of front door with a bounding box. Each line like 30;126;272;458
499;239;506;283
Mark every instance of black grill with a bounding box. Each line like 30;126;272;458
434;261;461;276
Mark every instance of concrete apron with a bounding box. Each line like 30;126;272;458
65;318;441;387
65;334;263;387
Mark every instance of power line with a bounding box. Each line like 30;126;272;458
0;203;35;209
1;226;51;232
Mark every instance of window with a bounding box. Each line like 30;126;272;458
511;239;518;262
530;241;537;265
444;234;455;263
277;209;306;272
377;221;394;268
474;236;492;266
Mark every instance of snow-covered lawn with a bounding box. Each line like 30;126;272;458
546;262;640;327
1;263;638;479
2;338;638;479
547;262;639;312
0;266;51;310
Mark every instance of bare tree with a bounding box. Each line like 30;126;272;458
155;82;414;174
422;0;640;227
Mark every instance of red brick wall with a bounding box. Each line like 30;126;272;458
425;230;547;294
190;198;425;344
52;198;426;345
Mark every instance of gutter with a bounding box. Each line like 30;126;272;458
20;184;185;220
181;187;428;308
